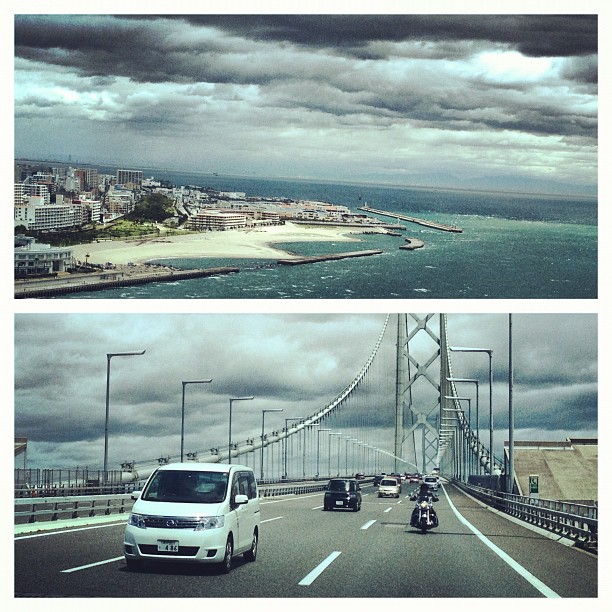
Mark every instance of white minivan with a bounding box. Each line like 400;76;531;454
124;463;260;572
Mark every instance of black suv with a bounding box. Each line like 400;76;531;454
323;478;362;511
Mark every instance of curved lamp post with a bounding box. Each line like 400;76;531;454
447;377;480;474
104;350;146;480
328;432;342;477
228;396;254;464
316;428;331;478
261;409;283;480
449;346;493;475
283;417;303;479
181;379;212;462
445;396;471;480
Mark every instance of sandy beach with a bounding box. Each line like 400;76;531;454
71;222;366;266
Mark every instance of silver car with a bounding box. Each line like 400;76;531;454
423;475;439;491
378;477;401;498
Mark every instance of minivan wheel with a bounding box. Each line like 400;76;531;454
220;536;233;573
244;529;258;562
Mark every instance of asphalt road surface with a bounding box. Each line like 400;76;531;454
14;482;597;598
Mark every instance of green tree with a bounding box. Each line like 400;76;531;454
126;193;175;222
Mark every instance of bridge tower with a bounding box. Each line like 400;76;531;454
395;314;449;474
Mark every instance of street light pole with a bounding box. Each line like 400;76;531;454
283;417;302;479
329;432;341;477
445;396;471;479
228;396;254;464
261;409;283;480
302;424;316;478
442;406;461;479
181;379;212;462
344;437;354;476
316;428;331;478
508;314;514;494
447;377;480;473
104;350;146;481
450;347;493;475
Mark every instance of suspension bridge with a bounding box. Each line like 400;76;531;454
14;313;598;598
104;314;500;487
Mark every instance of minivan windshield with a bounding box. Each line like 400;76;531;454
142;470;229;503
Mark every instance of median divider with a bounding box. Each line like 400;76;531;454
14;482;332;535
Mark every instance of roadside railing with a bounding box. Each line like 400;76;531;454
454;480;597;551
14;481;334;526
15;493;134;525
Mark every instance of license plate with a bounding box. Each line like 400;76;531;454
157;540;179;552
335;500;344;506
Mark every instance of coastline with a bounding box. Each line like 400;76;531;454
70;222;364;266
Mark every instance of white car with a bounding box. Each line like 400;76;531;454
124;463;260;573
378;477;401;498
423;475;439;491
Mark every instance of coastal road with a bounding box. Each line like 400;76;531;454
14;484;597;598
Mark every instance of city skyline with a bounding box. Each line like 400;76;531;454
14;313;597;470
13;10;597;196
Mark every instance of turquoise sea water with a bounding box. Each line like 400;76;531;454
58;173;597;299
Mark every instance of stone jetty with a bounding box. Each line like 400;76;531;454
277;249;383;266
358;205;462;233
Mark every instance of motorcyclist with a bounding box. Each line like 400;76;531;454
410;482;439;527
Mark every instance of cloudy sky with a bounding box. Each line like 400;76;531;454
13;313;597;471
12;9;598;195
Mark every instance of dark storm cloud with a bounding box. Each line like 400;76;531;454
173;15;597;58
14;314;597;468
14;14;597;82
13;13;598;187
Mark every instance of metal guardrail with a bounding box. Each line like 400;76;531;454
258;482;328;497
15;494;134;524
454;480;597;551
14;482;333;525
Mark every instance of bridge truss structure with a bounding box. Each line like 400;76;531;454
107;313;497;485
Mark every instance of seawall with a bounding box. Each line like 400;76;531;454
15;267;239;298
277;249;383;266
359;205;462;233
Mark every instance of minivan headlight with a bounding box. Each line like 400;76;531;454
128;513;147;529
194;516;225;531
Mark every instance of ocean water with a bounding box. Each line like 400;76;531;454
59;173;597;299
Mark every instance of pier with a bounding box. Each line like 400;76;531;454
400;238;425;250
14;266;239;298
277;249;383;266
358;205;462;232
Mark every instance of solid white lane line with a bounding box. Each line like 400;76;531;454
61;556;124;573
442;485;560;598
261;516;283;523
361;520;377;530
299;551;342;586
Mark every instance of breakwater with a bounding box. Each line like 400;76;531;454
278;249;383;266
359;205;462;232
400;238;425;250
15;267;239;298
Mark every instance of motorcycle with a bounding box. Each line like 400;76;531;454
409;493;439;533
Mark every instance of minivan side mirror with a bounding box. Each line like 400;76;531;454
234;494;248;505
131;490;142;501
